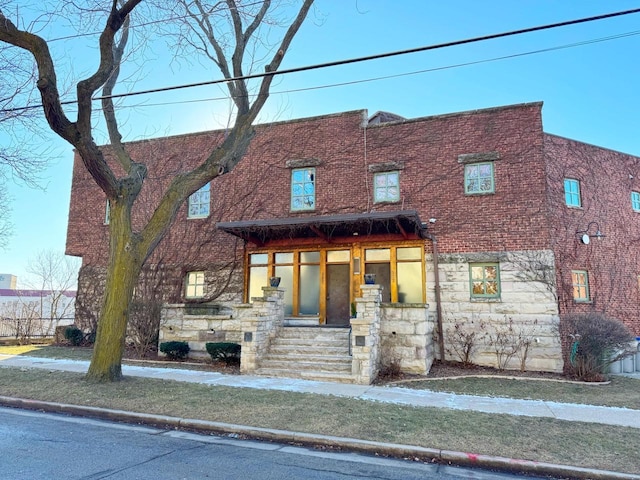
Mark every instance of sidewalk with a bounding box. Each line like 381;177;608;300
2;354;640;480
2;354;639;429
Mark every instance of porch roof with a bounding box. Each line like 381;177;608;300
216;210;427;246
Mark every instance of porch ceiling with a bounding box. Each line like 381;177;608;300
216;210;427;246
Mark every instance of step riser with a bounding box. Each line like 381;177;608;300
259;361;351;373
268;346;350;356
253;369;355;384
277;332;350;341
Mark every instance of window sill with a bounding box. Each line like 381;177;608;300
565;205;583;210
464;191;495;196
573;299;592;304
187;215;210;220
470;297;501;303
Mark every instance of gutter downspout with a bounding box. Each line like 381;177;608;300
425;232;445;361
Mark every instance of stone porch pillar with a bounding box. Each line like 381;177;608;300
351;284;382;384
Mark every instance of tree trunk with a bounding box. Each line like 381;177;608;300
86;199;142;382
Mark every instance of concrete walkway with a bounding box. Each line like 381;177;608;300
2;354;639;429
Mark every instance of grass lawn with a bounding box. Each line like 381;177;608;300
0;366;639;475
2;345;638;409
398;376;640;410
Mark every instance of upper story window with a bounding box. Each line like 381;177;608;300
464;163;494;194
632;191;640;212
374;171;400;203
291;167;315;211
564;178;581;207
469;263;500;299
188;183;210;219
185;271;205;298
571;270;590;302
104;200;110;225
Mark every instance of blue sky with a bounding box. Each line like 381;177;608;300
2;1;640;287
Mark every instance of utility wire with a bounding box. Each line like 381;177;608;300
89;7;640;102
96;29;640;112
3;7;640;113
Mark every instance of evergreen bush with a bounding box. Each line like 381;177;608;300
159;341;190;360
64;326;84;346
206;342;241;365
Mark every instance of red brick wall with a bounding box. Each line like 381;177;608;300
67;103;551;265
545;134;640;335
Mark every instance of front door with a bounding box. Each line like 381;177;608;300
326;264;350;325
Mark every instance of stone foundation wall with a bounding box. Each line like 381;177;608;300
426;249;563;372
380;303;434;375
160;303;241;359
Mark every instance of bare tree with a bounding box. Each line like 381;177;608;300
0;0;314;381
26;249;79;324
0;36;48;247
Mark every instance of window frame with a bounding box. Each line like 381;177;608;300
564;178;582;208
188;183;211;219
185;271;206;299
291;167;316;211
631;191;640;212
464;162;495;195
571;270;590;302
373;171;400;203
469;263;501;299
104;200;110;225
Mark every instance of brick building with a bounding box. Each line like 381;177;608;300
66;102;640;382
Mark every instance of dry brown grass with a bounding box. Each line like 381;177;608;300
0;367;639;475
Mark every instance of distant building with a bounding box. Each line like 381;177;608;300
0;275;75;339
0;274;17;289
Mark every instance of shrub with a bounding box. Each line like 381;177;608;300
159;341;190;360
64;326;84;346
206;342;241;365
128;299;162;358
444;317;488;367
561;312;634;381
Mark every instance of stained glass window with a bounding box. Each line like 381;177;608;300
469;263;500;298
465;162;494;194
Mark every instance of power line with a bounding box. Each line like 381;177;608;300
89;7;640;102
100;29;640;112
3;7;640;114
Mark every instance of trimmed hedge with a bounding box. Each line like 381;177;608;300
159;341;190;360
206;342;241;365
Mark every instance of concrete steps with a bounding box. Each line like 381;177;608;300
254;326;354;383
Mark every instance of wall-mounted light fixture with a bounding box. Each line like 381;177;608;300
577;221;605;245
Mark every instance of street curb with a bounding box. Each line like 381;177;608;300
1;396;639;480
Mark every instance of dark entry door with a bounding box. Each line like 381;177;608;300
326;264;350;325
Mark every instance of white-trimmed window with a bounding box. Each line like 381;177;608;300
464;163;494;194
632;191;640;212
564;178;581;207
291;168;315;211
374;171;400;203
104;200;110;225
470;263;500;298
571;270;590;302
188;184;210;218
185;271;205;298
